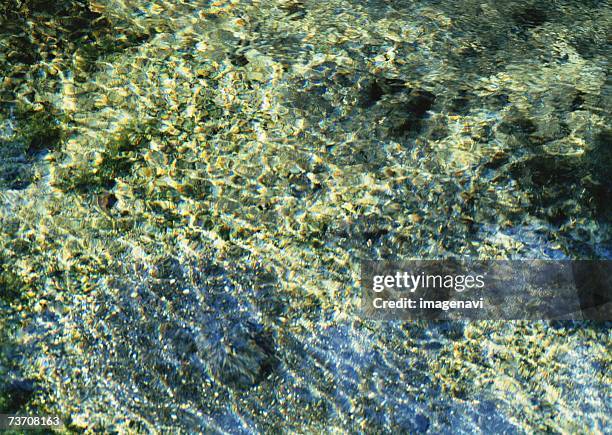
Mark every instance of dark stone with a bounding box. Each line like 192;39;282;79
25;114;62;156
394;410;431;433
335;73;354;87
512;6;548;28
486;93;510;109
229;53;249;67
381;78;409;94
571;92;585;111
0;164;31;190
429;125;449;141
359;81;385;108
358;78;409;108
89;259;280;398
362;227;390;243
415;413;430;433
509;155;575;191
28;0;67;14
588;130;612;217
333;215;392;245
60;7;106;35
0;379;37;413
450;92;471;115
280;1;307;20
504;128;611;231
97;192;117;213
7;48;38;66
207;322;278;390
498;116;537;136
390;89;436;137
405;89;436;119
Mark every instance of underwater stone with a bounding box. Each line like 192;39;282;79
0;379;36;413
358;78;408;108
81;257;278;398
498;114;537;138
404;89;436;119
588;130;612;217
198;315;277;390
414;413;430;433
511;5;549;28
389;89;436;137
280;1;307;20
449;90;472;115
359;81;384;108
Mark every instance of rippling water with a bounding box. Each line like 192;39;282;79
0;0;610;432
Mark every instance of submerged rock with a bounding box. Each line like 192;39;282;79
95;257;278;392
0;379;37;413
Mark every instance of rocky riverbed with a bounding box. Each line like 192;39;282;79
0;0;610;432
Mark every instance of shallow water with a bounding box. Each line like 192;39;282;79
0;0;610;432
